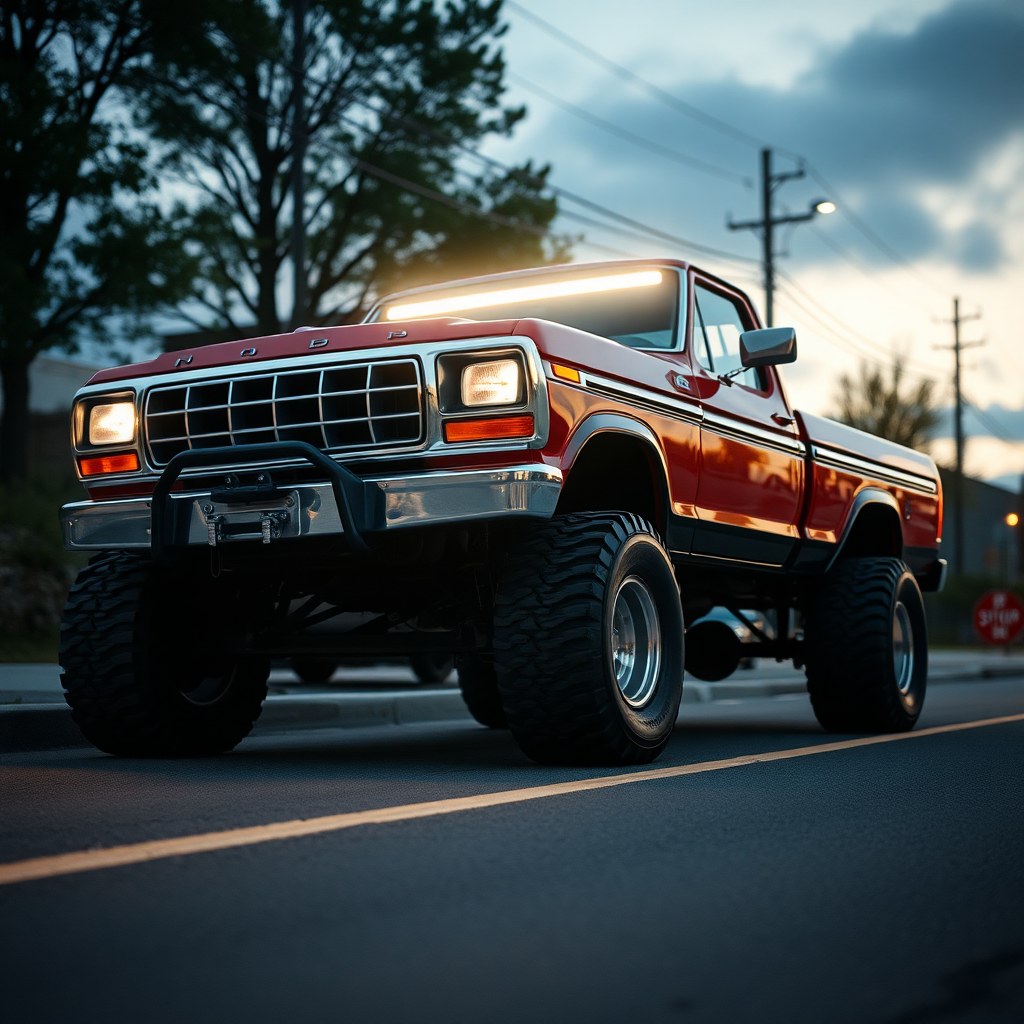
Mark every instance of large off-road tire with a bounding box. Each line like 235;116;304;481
804;557;927;733
456;655;508;729
59;551;270;756
493;513;684;766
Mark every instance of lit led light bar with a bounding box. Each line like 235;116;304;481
385;270;663;321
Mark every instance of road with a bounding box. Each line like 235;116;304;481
2;678;1023;1023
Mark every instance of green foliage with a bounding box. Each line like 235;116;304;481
832;357;941;453
0;476;86;572
135;0;565;335
0;1;199;478
0;632;60;664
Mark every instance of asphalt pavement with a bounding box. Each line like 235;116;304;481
1;677;1023;1023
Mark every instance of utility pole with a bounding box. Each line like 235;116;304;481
728;148;833;327
290;0;308;330
934;297;984;575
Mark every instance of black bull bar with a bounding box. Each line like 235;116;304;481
150;441;378;563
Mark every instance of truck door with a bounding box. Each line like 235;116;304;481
688;276;804;565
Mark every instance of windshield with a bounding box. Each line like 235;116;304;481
372;267;681;350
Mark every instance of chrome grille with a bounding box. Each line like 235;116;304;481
145;359;423;466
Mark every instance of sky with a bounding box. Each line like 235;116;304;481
484;0;1024;490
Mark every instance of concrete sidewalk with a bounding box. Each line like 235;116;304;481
2;650;1022;753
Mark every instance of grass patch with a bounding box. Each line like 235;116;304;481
0;476;87;572
0;631;60;663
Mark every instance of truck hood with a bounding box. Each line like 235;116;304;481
85;317;520;386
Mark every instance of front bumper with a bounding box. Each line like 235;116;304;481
60;464;563;551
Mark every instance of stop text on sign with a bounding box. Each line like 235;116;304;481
973;589;1024;645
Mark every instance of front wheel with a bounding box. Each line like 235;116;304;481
804;557;927;733
493;513;684;766
60;552;270;756
456;655;508;729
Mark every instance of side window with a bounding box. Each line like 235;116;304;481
693;284;764;391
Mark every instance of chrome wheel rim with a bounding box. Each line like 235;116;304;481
893;601;914;695
611;576;662;708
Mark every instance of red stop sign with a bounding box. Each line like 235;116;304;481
973;590;1024;645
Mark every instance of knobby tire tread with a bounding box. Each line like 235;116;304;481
804;556;925;733
494;512;677;765
60;551;267;756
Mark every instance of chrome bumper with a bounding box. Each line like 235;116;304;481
60;464;563;551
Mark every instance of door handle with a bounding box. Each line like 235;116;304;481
771;413;795;426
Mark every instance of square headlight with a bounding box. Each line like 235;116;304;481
88;401;136;445
461;359;520;407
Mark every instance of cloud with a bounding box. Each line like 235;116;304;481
953;221;1004;270
557;0;1024;271
810;0;1024;185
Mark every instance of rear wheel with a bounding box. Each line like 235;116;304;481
60;552;270;756
804;557;927;733
493;513;683;766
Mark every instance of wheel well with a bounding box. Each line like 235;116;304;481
555;432;666;532
838;502;903;560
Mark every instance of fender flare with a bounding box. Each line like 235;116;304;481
560;413;673;524
826;486;903;570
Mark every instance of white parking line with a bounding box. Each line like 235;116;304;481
3;713;1022;887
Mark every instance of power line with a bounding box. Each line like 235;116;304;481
774;285;885;364
802;163;948;299
507;1;950;295
507;71;752;187
775;281;939;390
776;268;937;377
807;224;939;317
215;27;764;270
505;0;765;149
329;107;758;266
961;396;1024;443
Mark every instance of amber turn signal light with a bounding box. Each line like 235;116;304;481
551;363;580;383
79;452;140;477
443;414;534;443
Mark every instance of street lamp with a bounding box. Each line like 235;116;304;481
1003;512;1019;587
727;148;835;326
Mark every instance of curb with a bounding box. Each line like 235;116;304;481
2;665;1022;754
0;689;474;754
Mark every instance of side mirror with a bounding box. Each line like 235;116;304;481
739;327;797;368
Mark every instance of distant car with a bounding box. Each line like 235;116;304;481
57;258;944;764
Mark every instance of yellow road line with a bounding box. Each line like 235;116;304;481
3;713;1022;887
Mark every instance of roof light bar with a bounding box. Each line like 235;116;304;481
385;270;663;321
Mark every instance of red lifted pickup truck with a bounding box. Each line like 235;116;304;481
59;259;944;765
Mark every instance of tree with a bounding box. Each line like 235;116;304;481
832;357;940;452
134;0;564;339
0;1;195;479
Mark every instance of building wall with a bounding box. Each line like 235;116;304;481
0;355;103;414
938;467;1022;582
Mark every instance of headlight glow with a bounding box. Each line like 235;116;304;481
88;402;136;445
461;359;520;407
